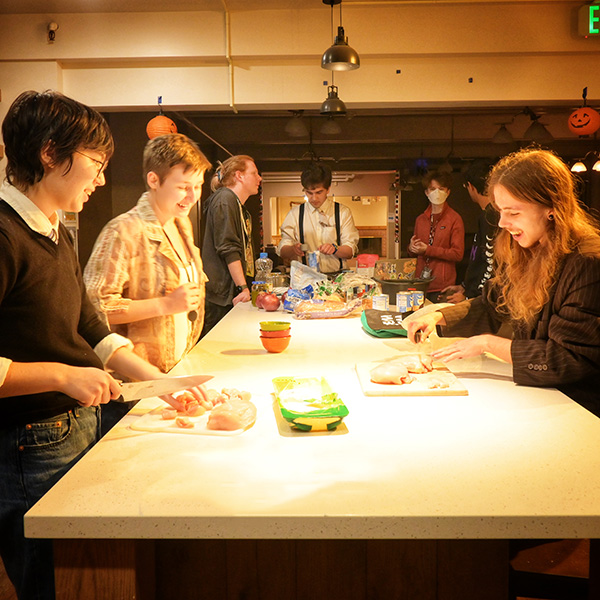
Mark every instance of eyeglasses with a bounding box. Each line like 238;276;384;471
75;150;107;178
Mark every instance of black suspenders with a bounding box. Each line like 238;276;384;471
298;202;342;270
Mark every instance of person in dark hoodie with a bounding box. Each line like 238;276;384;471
441;159;499;303
201;155;262;337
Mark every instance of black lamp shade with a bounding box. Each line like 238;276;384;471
320;85;347;115
321;26;360;71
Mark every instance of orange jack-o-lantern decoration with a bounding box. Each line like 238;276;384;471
146;115;178;139
568;107;600;136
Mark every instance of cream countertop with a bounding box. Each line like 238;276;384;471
25;302;600;540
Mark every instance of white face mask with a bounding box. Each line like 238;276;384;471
427;188;449;205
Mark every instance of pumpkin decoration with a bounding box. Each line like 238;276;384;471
568;106;600;136
146;115;177;139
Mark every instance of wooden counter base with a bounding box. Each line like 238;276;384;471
54;538;509;600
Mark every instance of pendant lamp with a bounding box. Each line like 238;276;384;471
491;124;514;144
523;107;553;143
320;84;347;116
321;0;360;71
321;116;342;135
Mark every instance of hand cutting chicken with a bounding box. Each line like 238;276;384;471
370;354;433;384
359;350;467;395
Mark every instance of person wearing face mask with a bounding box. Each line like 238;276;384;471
408;171;465;302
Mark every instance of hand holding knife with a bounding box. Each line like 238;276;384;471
115;374;213;410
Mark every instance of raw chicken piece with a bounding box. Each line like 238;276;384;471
184;401;206;417
370;362;414;385
421;372;453;389
175;416;194;429
161;408;178;420
207;396;257;431
390;354;433;373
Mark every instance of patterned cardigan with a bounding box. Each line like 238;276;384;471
84;194;206;373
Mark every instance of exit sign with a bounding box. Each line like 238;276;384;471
579;3;600;36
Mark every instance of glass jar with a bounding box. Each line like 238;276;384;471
251;281;269;306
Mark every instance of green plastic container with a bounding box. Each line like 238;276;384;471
273;376;349;432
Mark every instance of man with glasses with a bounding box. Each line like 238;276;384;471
277;162;359;274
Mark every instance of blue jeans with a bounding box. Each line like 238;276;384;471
0;406;101;600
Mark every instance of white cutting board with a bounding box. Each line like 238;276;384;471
355;362;468;396
129;406;251;436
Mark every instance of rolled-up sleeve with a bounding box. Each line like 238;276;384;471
339;205;359;256
277;207;300;254
84;224;134;320
94;333;134;366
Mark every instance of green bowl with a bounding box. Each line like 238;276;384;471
260;321;291;331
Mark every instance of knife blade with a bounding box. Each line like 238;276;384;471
115;374;213;403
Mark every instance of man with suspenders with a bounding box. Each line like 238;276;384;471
277;163;359;274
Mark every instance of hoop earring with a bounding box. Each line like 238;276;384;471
548;213;554;221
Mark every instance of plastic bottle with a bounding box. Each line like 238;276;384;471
255;252;273;287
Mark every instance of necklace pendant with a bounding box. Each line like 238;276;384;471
188;310;198;322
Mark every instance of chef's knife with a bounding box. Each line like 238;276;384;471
115;374;213;402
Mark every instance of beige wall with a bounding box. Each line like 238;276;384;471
1;1;597;255
1;2;599;121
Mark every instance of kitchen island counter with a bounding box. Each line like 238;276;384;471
24;302;600;598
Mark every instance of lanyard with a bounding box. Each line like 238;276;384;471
425;212;439;268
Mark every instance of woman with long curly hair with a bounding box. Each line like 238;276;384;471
406;148;600;414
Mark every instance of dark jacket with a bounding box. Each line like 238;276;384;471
440;252;600;416
202;187;250;307
462;203;499;299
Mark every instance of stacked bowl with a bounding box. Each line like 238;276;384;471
259;321;291;353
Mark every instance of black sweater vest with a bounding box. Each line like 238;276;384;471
0;200;110;426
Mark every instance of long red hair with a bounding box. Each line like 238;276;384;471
488;148;600;325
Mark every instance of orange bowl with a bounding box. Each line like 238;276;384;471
260;329;291;338
260;335;291;353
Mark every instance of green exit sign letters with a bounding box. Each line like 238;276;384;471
579;3;600;36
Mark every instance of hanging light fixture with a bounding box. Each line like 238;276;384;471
320;116;342;135
523;107;553;143
320;85;347;115
491;123;514;144
321;0;360;71
570;151;600;173
320;73;347;116
284;110;309;138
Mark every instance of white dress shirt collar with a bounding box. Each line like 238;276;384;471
0;181;60;243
